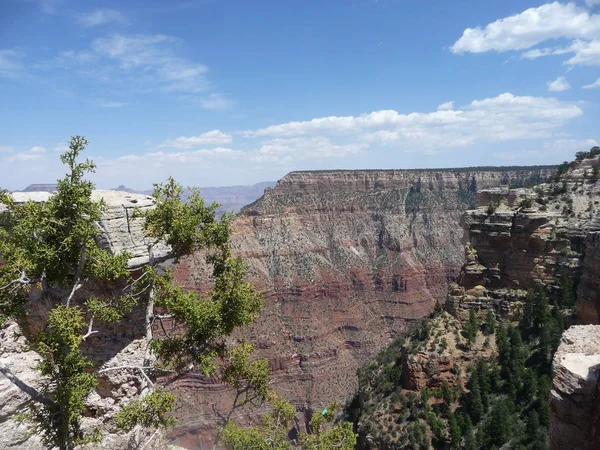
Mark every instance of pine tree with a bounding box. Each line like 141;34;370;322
485;399;511;447
465;309;479;346
483;309;496;335
448;412;461;449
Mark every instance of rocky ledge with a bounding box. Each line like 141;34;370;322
550;325;600;450
0;190;170;267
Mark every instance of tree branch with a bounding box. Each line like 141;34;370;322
98;366;155;388
0;360;55;407
66;243;86;308
0;270;31;291
82;315;98;340
139;428;160;450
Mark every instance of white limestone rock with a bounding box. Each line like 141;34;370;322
550;325;600;450
0;190;171;268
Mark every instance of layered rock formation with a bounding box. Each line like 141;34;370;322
431;155;600;450
550;325;600;450
172;167;555;447
0;191;173;449
1;190;170;267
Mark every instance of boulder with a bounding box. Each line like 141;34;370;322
550;325;600;450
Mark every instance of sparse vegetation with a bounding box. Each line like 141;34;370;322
486;200;500;214
346;284;571;450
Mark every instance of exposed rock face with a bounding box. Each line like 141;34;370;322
446;170;599;322
0;190;173;449
577;232;600;325
172;167;555;447
432;156;600;450
550;325;600;450
0;320;176;449
1;190;170;267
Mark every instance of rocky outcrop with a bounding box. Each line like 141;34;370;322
0;190;175;449
446;163;600;322
577;232;600;325
550;325;600;450
0;320;178;449
172;167;555;447
431;156;600;450
1;190;170;267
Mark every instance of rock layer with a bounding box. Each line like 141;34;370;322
172;167;555;447
550;325;600;450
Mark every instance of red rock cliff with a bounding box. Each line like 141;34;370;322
171;168;554;448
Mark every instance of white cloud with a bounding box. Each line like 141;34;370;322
98;100;128;108
77;9;128;27
547;76;571;91
583;76;600;88
563;38;600;65
138;147;243;162
244;93;582;151
494;138;599;161
8;146;47;162
198;93;234;111
451;2;600;68
159;130;233;149
587;0;600;8
250;137;366;163
451;2;600;54
0;49;24;79
56;34;211;95
437;101;455;110
521;45;573;59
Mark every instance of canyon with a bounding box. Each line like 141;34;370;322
170;167;555;447
348;154;600;449
11;164;600;449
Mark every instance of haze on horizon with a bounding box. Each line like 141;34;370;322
1;0;599;190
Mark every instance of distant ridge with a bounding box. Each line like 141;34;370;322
288;164;558;175
111;181;276;215
21;184;58;192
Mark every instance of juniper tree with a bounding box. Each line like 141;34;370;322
0;136;269;449
222;393;357;450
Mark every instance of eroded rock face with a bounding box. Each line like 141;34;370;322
446;167;600;323
577;232;600;325
550;325;600;450
0;190;174;449
1;190;170;267
172;168;555;447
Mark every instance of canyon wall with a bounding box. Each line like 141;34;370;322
0;191;176;450
171;167;555;448
432;155;600;450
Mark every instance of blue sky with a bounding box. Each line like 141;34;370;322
1;0;599;189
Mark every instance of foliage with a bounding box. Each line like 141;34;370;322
0;137;268;449
486;200;500;215
575;146;600;161
519;197;534;209
223;393;357;450
114;389;177;431
463;309;479;346
346;283;570;450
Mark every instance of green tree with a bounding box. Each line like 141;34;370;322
447;412;461;449
484;399;511;447
222;393;357;450
483;309;496;335
0;137;268;449
560;277;576;308
464;309;479;346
